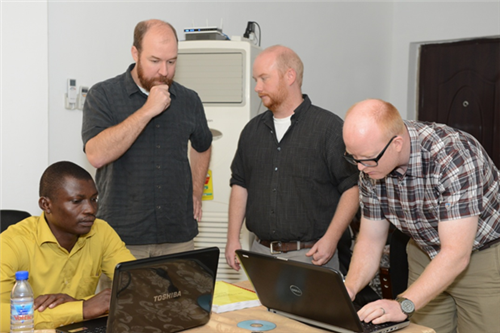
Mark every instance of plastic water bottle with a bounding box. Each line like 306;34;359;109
10;271;34;333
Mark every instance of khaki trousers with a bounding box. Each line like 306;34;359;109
407;239;500;333
96;240;195;292
126;240;195;260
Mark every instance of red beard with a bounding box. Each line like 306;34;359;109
137;59;173;91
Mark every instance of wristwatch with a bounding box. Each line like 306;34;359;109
396;296;415;319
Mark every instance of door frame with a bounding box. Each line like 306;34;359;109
406;35;500;121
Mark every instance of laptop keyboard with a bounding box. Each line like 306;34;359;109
76;326;107;333
361;320;401;333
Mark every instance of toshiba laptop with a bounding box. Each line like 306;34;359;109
236;249;409;333
56;247;219;333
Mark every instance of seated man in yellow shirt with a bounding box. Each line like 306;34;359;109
0;161;135;330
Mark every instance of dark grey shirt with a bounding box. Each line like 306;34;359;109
82;64;212;245
230;95;359;241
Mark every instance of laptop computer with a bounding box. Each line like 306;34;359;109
56;247;220;333
236;249;410;333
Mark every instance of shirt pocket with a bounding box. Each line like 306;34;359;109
76;274;101;298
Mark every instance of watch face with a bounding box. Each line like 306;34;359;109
401;299;415;313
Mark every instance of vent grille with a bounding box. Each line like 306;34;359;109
194;211;249;282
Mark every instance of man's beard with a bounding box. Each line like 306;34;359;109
137;58;173;92
260;81;288;112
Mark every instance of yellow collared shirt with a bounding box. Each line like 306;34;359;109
0;213;135;329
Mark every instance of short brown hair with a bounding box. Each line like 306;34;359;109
133;19;178;53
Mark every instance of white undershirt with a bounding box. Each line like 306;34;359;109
273;115;292;142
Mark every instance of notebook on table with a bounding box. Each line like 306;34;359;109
236;249;410;333
56;247;220;333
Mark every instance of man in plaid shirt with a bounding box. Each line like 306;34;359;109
342;99;500;333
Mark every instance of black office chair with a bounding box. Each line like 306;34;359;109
1;210;31;232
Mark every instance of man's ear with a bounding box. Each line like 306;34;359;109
131;46;139;63
393;136;404;153
286;68;297;86
39;196;51;214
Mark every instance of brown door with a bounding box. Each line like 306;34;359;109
418;37;500;168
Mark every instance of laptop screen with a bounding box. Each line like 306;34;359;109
236;249;409;333
56;247;219;333
107;247;219;331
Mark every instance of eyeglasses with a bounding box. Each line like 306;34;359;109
344;136;397;167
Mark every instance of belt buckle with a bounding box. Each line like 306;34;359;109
270;241;282;254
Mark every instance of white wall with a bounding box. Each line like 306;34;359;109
1;0;48;214
2;1;500;211
46;1;394;172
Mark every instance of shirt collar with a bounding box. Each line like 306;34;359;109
125;63;178;98
290;94;311;121
262;94;311;126
37;212;97;247
37;212;58;245
390;120;423;178
124;63;141;97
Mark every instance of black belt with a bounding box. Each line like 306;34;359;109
478;237;500;251
257;239;316;254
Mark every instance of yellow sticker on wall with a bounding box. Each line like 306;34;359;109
202;170;213;201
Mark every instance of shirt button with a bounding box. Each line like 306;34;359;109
156;165;161;169
273;188;276;192
277;147;281;151
156;124;160;128
157;205;162;209
156;144;161;149
157;185;162;189
274;167;278;171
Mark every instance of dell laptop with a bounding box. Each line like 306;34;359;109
56;247;219;333
236;249;410;333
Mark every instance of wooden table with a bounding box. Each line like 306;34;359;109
13;281;436;333
187;281;435;333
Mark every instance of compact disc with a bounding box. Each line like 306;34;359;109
237;319;277;332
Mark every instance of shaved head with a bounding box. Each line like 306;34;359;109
258;45;304;87
343;99;409;178
344;99;405;143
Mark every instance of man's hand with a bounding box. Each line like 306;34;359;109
357;299;408;325
34;293;77;312
82;288;112;320
143;84;171;118
193;195;202;222
305;236;336;266
225;239;242;271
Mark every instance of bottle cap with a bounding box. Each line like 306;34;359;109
15;271;29;280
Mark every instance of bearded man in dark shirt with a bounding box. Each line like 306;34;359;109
225;45;359;271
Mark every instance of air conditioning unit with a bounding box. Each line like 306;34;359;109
176;39;262;282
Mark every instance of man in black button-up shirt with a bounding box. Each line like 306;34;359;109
82;20;212;260
225;45;359;271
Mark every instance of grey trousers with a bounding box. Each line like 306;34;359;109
250;238;340;270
